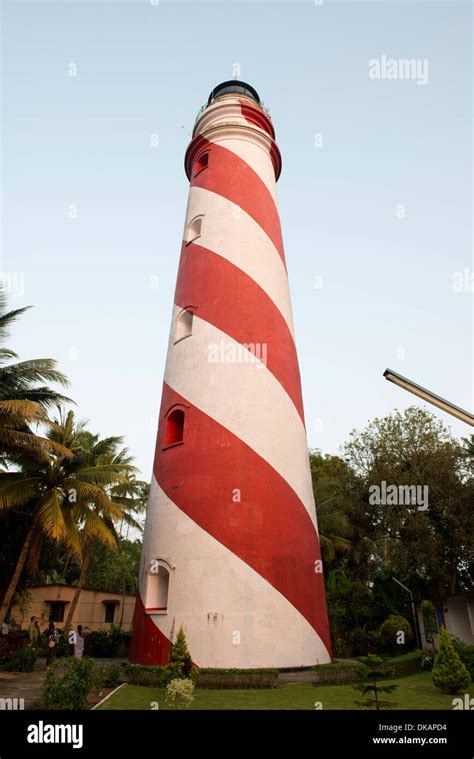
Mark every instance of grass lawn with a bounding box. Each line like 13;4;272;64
98;672;458;710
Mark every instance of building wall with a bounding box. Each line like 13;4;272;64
444;596;474;644
417;595;474;648
10;585;136;632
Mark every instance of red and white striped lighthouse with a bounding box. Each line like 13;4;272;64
129;81;332;668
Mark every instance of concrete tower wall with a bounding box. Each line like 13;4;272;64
129;86;331;668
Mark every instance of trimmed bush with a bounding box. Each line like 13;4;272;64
432;628;471;694
378;615;414;654
389;650;424;677
312;662;359;684
43;657;96;710
124;664;165;686
312;651;424;685
2;643;36;672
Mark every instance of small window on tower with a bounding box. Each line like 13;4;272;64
174;309;193;343
194;152;209;176
145;561;171;614
186;215;203;245
163;408;185;448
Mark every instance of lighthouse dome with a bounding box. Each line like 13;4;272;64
207;80;260;104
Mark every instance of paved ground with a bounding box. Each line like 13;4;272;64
0;657;359;707
0;657;127;709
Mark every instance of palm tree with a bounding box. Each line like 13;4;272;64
316;486;353;563
0;286;71;465
109;476;148;628
0;411;129;623
112;474;149;538
62;432;143;632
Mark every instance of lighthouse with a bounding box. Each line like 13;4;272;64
129;81;332;668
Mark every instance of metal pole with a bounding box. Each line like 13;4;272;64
392;576;421;649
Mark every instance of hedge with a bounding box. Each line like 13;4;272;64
312;650;425;685
125;654;425;689
312;662;359;684
124;664;165;686
124;664;278;689
388;650;424;677
196;668;278;689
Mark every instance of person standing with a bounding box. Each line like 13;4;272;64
73;625;85;659
46;621;59;666
28;616;40;647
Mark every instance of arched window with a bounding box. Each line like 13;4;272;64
164;408;185;447
145;561;171;613
174;309;193;343
186;215;203;245
194;151;209;176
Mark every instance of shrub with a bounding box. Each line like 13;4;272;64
432;628;471;694
165;677;195;708
83;627;130;658
451;639;474;681
43;657;96;710
170;627;192;675
421;653;434;671
161;627;196;686
0;631;30;662
95;665;121;690
2;643;36;672
378;615;413;654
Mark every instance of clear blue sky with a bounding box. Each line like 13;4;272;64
2;0;472;477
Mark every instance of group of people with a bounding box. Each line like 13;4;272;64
27;616;85;665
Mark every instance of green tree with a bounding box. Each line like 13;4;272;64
342;407;474;598
164;626;194;682
61;430;142;633
86;539;141;595
354;656;398;710
309;451;354;564
432;627;471;694
0;286;70;466
0;411;128;623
